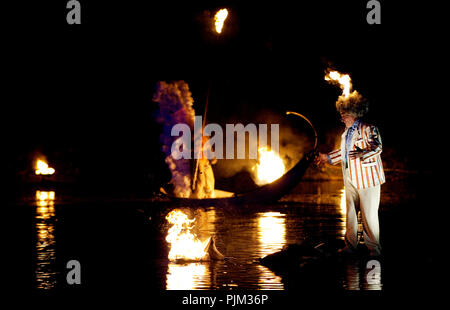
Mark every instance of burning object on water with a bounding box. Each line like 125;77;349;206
35;159;55;175
165;209;224;262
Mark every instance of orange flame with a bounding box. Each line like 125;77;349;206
35;159;55;175
165;210;209;261
214;8;228;34
325;70;352;98
253;147;285;185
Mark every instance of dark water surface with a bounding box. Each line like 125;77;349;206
12;178;438;295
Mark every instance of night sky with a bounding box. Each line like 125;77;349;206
6;1;440;194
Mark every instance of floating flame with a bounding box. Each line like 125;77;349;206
35;159;55;175
325;70;352;98
254;147;285;185
214;8;228;34
165;210;208;261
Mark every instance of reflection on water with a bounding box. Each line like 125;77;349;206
165;209;287;290
163;182;383;290
27;181;386;291
166;263;208;290
339;188;346;239
256;212;285;290
257;212;286;257
35;190;57;290
363;259;382;290
343;259;382;290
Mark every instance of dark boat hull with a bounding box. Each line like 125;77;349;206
165;150;316;206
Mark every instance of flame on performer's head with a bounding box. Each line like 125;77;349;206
325;70;352;99
253;147;285;186
214;8;228;34
165;210;209;261
325;70;368;117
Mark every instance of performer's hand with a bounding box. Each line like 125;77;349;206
348;146;364;160
315;152;329;166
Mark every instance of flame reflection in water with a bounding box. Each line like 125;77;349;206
257;212;286;257
256;212;286;289
35;190;57;289
166;263;208;290
339;188;346;239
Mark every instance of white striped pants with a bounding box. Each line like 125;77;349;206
344;169;381;254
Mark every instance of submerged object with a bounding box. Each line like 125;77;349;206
259;239;345;272
204;237;225;260
168;237;225;262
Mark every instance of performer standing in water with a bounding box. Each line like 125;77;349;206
316;94;385;257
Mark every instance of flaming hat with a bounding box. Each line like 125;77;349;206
325;70;369;118
336;92;369;118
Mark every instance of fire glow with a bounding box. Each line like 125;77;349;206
165;210;208;261
214;8;228;34
254;147;286;185
35;159;55;175
325;70;352;98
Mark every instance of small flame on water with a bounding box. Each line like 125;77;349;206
325;70;352;98
165;210;208;261
214;8;228;34
35;159;55;175
254;147;285;185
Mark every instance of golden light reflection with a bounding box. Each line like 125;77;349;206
253;147;286;185
214;8;228;34
35;190;57;289
35;159;55;175
257;212;286;289
339;188;347;238
257;212;286;257
166;263;208;290
256;264;284;290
